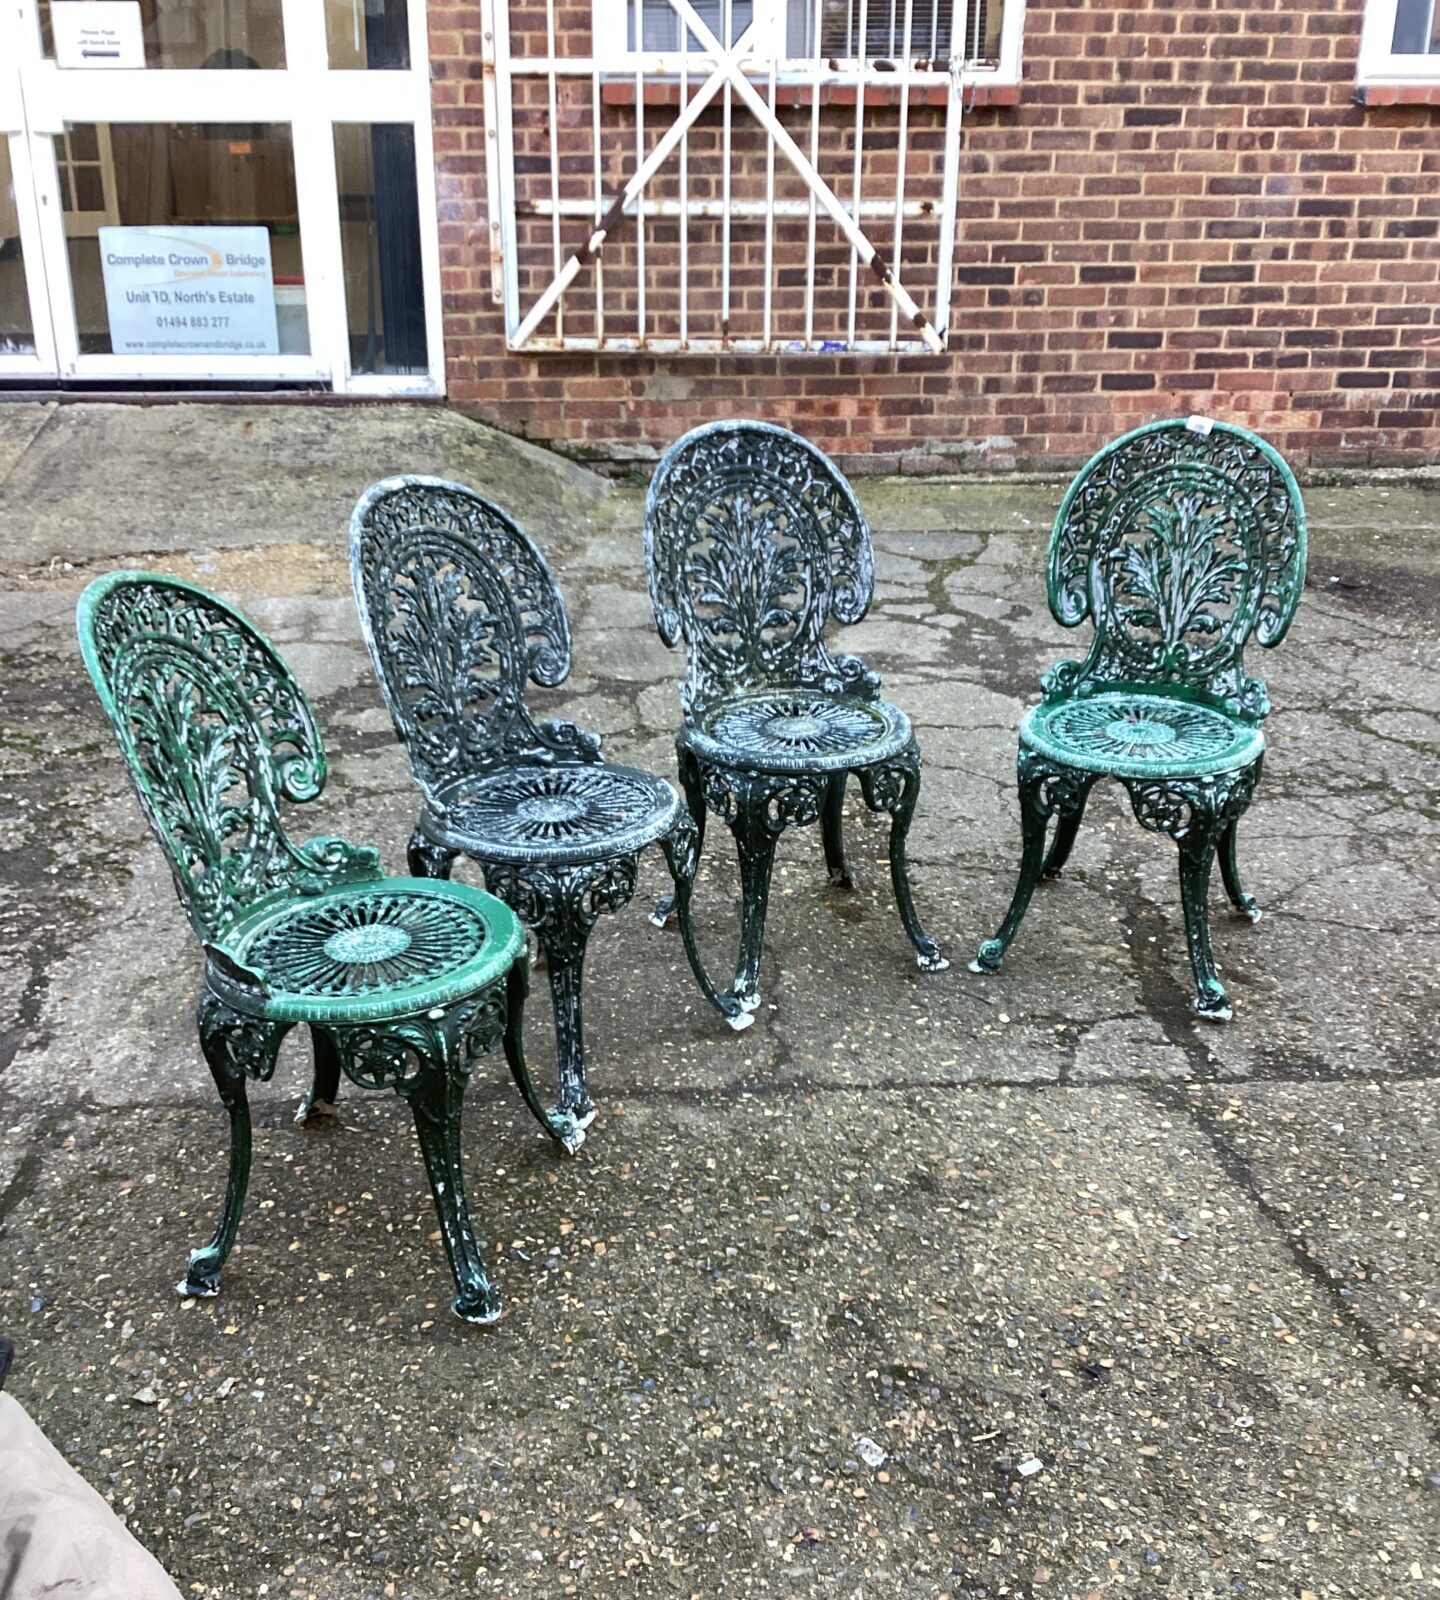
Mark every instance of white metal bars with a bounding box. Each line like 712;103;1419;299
486;0;976;355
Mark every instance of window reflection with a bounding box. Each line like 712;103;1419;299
41;0;286;69
0;142;38;355
335;123;427;374
326;0;410;69
63;123;309;357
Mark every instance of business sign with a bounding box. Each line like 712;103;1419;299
52;2;145;68
99;227;279;357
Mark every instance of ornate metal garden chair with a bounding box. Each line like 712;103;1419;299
350;477;745;1139
644;420;948;1013
970;417;1307;1020
78;572;579;1326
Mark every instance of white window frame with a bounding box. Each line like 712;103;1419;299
3;0;444;394
1357;0;1440;88
591;0;1025;86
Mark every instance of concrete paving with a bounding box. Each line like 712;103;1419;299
0;402;1437;1599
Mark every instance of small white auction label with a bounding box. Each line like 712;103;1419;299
98;226;280;357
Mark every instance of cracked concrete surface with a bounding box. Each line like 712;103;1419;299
0;403;1437;1599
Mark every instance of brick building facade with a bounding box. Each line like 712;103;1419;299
428;0;1440;473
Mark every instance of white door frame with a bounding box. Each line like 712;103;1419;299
0;4;59;377
4;0;444;393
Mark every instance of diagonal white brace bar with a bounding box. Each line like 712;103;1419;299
667;0;945;353
510;56;732;347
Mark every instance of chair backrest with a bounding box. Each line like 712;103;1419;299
77;572;349;944
644;421;877;715
350;476;582;805
1045;418;1307;721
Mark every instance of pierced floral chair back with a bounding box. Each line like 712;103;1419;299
77;573;372;946
645;421;878;716
350;477;595;810
1044;418;1307;722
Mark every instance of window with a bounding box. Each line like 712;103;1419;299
1357;0;1440;89
616;0;1019;77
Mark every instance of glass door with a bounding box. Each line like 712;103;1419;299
5;0;442;393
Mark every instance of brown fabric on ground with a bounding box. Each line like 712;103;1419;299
0;1393;182;1600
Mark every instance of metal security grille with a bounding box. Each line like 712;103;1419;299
480;0;1004;354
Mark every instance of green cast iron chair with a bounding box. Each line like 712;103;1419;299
349;477;748;1149
970;418;1307;1021
644;420;948;1014
78;572;581;1325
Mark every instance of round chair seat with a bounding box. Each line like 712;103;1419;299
214;878;525;1025
432;762;681;864
684;692;913;774
1021;691;1264;779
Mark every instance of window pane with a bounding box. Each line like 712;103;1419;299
41;0;286;69
627;0;752;50
1391;0;1440;53
788;0;1001;62
73;165;105;212
327;0;411;68
334;123;427;376
0;143;37;356
63;122;309;358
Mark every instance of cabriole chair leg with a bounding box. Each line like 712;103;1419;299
1041;774;1098;881
541;929;594;1131
184;995;289;1300
858;753;947;972
661;811;752;1031
407;824;459;881
399;1019;499;1325
485;857;638;1139
501;960;586;1154
650;744;706;929
821;773;851;888
971;751;1082;976
1176;830;1232;1021
729;793;780;1013
1126;766;1261;1021
296;1024;342;1125
1218;818;1261;922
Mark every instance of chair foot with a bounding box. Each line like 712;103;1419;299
538;1103;591;1155
1231;899;1262;924
543;1094;595;1155
648;894;676;929
1193;981;1234;1023
557;1099;596;1140
178;1251;224;1299
451;1289;503;1326
827;865;854;889
293;1094;339;1127
724;1005;756;1032
916;945;951;973
969;938;1006;975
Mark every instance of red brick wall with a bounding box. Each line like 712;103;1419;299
428;0;1440;472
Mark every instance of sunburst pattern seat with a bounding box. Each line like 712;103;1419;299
686;690;914;774
429;763;679;864
216;879;519;1023
1020;691;1264;780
